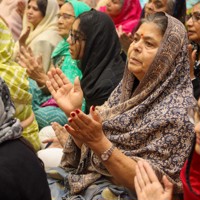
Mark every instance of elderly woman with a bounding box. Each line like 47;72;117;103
186;2;200;100
0;77;51;200
118;0;186;54
46;11;195;199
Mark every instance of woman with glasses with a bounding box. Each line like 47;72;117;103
18;0;90;130
46;12;195;199
66;9;125;113
134;101;200;200
187;2;200;100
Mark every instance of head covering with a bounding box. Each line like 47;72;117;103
0;77;22;144
99;0;142;33
97;13;196;193
24;0;59;46
79;10;125;112
66;0;91;17
52;0;91;61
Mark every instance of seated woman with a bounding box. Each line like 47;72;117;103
36;9;125;168
16;0;62;73
134;99;200;200
99;0;141;34
118;0;186;54
46;12;195;199
19;0;91;130
186;2;200;100
0;77;51;200
0;17;40;151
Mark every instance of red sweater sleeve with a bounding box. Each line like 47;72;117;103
180;151;200;200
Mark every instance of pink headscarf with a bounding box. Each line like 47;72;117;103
99;0;142;33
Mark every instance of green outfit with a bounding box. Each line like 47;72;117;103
30;0;90;129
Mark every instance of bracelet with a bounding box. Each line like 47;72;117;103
38;84;46;89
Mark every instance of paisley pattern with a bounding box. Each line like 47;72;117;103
60;14;196;196
0;77;22;144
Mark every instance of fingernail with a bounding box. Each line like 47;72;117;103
68;118;73;123
92;105;95;111
71;112;76;117
75;109;80;114
64;124;69;129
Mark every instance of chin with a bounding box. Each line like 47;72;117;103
195;144;200;155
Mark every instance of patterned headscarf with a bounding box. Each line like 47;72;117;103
97;13;196;193
0;78;22;144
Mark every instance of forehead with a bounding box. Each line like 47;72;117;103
60;3;74;14
151;0;167;5
136;22;163;38
192;3;200;12
71;19;80;30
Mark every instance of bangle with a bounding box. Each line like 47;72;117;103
38;84;45;89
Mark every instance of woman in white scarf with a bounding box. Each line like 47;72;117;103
17;0;62;72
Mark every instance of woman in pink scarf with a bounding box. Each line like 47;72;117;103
99;0;142;33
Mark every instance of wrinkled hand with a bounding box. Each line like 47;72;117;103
46;68;83;116
65;106;104;147
116;25;133;54
18;46;48;84
135;161;173;200
19;27;30;48
188;44;197;79
16;1;26;18
51;122;69;147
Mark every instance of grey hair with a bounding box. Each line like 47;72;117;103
141;12;168;36
166;0;176;15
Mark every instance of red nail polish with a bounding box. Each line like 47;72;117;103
64;124;69;129
92;105;95;111
68;118;73;123
75;109;80;114
71;112;76;117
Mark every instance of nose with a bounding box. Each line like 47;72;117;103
58;15;63;23
67;34;72;44
186;16;193;27
106;0;111;7
194;122;200;134
147;2;154;12
132;40;143;53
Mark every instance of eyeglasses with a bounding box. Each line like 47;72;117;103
68;30;86;44
57;13;75;20
187;105;200;125
186;12;200;22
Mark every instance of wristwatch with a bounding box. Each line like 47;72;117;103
100;144;115;161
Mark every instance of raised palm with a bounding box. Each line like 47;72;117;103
46;68;83;116
135;161;173;200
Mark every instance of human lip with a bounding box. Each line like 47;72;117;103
188;30;196;36
129;57;142;65
196;134;200;145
